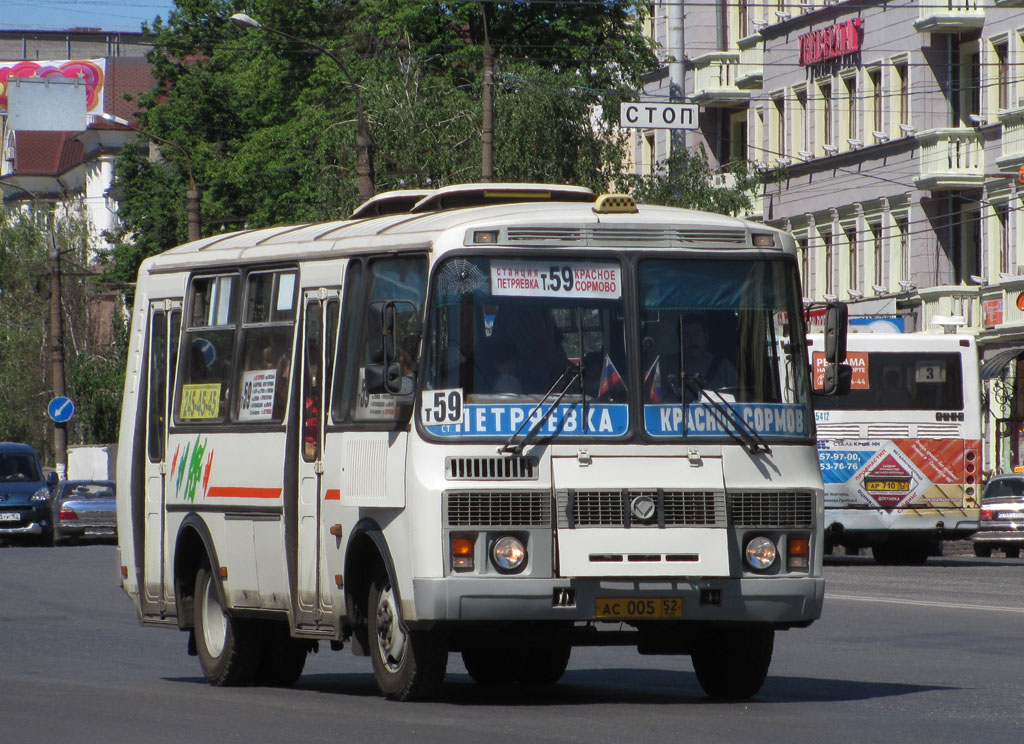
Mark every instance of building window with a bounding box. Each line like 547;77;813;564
869;68;883;135
869;221;883;287
994;39;1009;111
996;202;1010;275
820;226;834;295
844;222;858;293
892;213;909;283
773;94;786;158
844;75;857;145
794;86;808;154
819;80;833;148
894;61;909;131
643;132;656;176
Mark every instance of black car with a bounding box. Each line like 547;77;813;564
51;480;116;545
0;442;58;545
972;474;1024;558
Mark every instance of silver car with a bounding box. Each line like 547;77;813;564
972;475;1024;558
51;480;116;546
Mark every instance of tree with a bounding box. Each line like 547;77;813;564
619;147;764;216
102;0;662;282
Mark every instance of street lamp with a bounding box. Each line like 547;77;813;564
100;113;201;242
229;12;376;201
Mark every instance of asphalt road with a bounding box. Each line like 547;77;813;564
1;543;1021;744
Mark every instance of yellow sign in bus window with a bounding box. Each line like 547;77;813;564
180;383;222;420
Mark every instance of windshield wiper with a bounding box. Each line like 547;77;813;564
677;317;770;456
499;363;583;455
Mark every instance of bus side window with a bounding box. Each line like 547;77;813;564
334;256;426;424
177;274;238;424
235;269;298;423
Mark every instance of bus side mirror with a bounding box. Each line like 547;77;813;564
822;301;851;395
365;300;412;396
367;301;396;364
824;302;848;363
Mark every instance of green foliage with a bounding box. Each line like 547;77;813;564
618;147;764;216
0;207;126;462
0;211;50;454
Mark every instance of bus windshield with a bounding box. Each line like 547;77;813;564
422;255;629;439
638;258;813;440
421;253;812;443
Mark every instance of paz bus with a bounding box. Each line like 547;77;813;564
808;332;981;563
116;183;841;701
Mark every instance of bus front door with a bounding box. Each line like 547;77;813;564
295;290;340;628
142;301;180;616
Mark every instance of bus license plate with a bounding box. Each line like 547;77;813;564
595;597;682;619
865;479;910;492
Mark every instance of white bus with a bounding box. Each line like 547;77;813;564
809;332;982;564
117;184;833;701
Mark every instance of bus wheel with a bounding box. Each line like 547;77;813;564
691;626;773;699
368;567;447;701
193;563;263;686
1005;547;1020;559
515;644;571;685
461;647;510;684
973;544;992;558
254;621;308;687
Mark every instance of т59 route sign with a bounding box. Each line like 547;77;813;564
619;102;699;130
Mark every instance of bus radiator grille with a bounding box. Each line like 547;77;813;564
445;491;552;527
555;490;725;528
445;456;539;480
727;491;814;528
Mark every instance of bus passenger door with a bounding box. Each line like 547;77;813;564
143;301;180;615
296;290;340;626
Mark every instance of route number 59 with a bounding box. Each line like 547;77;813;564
421;389;464;425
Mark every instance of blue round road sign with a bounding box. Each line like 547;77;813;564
48;396;75;423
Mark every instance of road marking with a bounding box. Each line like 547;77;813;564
829;593;1024;614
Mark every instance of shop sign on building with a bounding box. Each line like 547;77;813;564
982;298;1004;328
798;19;863;66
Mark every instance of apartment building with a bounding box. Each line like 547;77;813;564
636;1;1024;472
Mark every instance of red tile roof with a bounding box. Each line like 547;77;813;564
12;130;84;175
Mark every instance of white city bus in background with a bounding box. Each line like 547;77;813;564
117;183;836;702
808;332;981;564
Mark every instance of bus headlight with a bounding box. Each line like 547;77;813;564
491;536;527;572
745;536;777;570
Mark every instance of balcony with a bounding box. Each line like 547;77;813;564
913;128;985;191
914;0;985;33
910;285;981;333
996;106;1024;170
691;52;751;107
736;35;763;90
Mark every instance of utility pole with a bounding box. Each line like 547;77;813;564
480;4;494;183
47;227;68;479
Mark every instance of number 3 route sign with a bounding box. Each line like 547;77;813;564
48;396;75;423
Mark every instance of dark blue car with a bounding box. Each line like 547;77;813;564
0;442;58;545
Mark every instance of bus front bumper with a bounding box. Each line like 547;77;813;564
410;575;823;626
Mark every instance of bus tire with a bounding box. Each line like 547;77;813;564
691;626;774;700
368;566;447;701
1005;547;1020;559
461;647;510;684
193;564;263;686
254;621;308;687
515;644;571;685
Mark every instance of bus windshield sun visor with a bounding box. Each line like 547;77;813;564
980;347;1024;380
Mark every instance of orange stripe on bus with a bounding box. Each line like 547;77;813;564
207;486;282;499
325;489;341;501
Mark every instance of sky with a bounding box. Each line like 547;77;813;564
1;0;178;33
